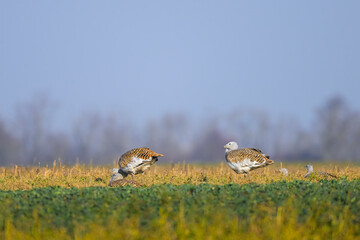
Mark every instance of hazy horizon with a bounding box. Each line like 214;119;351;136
1;1;360;132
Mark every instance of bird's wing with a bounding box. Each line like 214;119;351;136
319;172;338;178
248;148;270;159
119;148;163;168
226;148;270;165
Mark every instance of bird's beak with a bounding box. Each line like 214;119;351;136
224;145;228;149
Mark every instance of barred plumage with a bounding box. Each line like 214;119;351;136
118;147;164;178
224;141;274;174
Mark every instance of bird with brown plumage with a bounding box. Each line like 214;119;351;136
224;141;274;176
108;147;163;186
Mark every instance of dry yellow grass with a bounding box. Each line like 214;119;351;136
0;161;359;240
0;160;359;190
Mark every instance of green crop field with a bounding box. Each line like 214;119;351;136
0;163;359;239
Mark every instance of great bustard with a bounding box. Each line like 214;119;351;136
109;147;163;185
224;141;274;176
304;164;338;178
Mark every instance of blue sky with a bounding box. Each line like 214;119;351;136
1;1;359;130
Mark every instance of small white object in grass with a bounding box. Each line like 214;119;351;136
279;168;289;176
304;165;314;178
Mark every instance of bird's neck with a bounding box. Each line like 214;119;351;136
225;148;235;154
225;145;238;154
109;173;123;184
119;169;129;178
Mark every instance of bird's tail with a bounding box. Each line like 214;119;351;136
153;152;164;157
265;159;274;165
147;148;164;157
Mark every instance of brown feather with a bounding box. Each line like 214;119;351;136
226;148;274;165
249;148;271;159
118;147;164;168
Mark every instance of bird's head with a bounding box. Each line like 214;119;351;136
109;173;122;184
109;168;129;185
305;164;314;173
224;141;239;152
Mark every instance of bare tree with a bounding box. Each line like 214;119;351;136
347;112;360;160
72;112;135;164
72;113;103;163
283;128;319;160
223;109;271;150
0;118;21;165
144;113;191;162
191;120;228;162
316;96;352;160
13;94;56;164
318;97;348;159
42;132;71;164
97;114;135;164
5;93;360;165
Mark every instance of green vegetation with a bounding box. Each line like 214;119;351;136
0;180;359;239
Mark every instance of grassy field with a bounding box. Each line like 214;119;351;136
0;161;359;239
0;161;359;190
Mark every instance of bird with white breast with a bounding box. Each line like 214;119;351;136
224;141;274;176
109;147;164;186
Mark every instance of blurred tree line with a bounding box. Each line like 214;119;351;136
0;95;359;166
